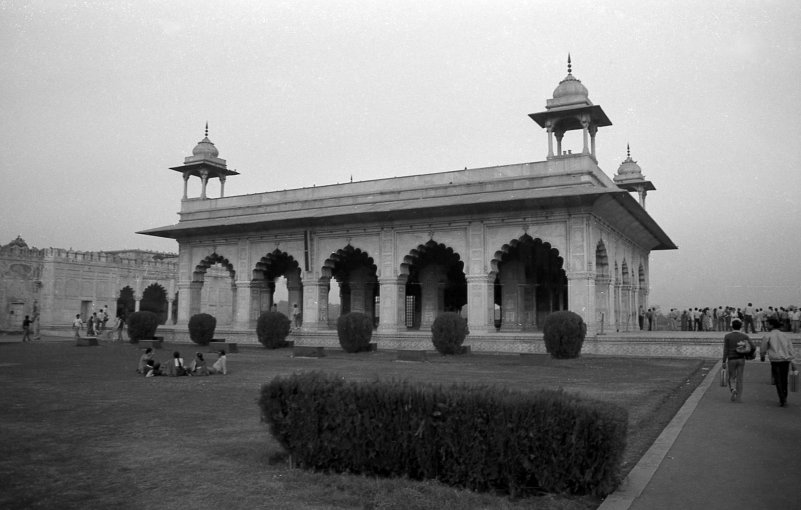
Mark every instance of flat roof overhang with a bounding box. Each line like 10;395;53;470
139;187;676;251
529;104;612;131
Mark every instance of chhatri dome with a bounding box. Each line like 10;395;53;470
547;54;592;110
614;144;655;209
3;235;29;249
614;144;645;181
190;123;220;160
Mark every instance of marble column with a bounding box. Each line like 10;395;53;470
378;277;404;333
466;274;492;335
233;281;253;330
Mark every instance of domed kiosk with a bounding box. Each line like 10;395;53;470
170;123;239;200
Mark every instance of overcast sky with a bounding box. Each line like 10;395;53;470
2;1;800;309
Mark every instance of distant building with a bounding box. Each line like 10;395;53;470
0;236;177;332
140;57;676;346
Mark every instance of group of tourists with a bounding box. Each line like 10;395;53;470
644;304;801;333
137;348;227;377
722;317;797;407
72;307;126;341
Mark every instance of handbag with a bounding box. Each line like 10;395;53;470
720;366;727;387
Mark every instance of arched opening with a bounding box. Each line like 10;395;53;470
141;284;168;325
492;235;567;331
401;240;466;330
193;253;236;325
323;245;379;328
621;259;632;331
595;240;610;329
252;250;302;325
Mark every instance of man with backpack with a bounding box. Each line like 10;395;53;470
722;318;755;403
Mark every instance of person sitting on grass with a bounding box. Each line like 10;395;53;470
137;348;154;374
167;351;188;376
190;352;209;376
144;359;162;377
210;350;227;375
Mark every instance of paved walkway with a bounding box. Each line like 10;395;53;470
601;359;801;510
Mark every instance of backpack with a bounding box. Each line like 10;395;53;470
736;337;755;360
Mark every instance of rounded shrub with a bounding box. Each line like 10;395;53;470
431;312;469;355
542;310;587;359
336;312;374;353
126;311;159;343
188;313;217;345
257;311;291;349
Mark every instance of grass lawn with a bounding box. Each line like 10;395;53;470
0;338;712;510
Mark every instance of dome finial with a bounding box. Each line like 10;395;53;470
205;121;209;138
627;143;630;158
567;53;572;74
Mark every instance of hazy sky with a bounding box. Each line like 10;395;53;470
2;1;800;308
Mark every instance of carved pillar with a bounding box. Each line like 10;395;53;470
166;298;174;324
301;279;329;331
546;122;554;159
182;172;190;199
595;276;610;334
621;284;632;332
176;281;192;326
189;281;203;317
567;271;594;334
581;117;590;154
199;169;209;199
499;261;523;331
466;275;492;335
220;175;226;198
378;277;404;333
419;264;444;329
555;130;564;156
589;124;598;158
233;281;253;330
134;294;141;312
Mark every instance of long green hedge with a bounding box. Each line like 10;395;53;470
259;371;627;497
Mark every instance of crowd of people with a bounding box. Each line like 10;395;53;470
640;304;801;333
137;348;228;377
71;306;126;341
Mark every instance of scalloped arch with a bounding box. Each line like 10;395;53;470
399;240;464;278
322;245;378;280
489;233;563;278
253;249;301;281
193;253;236;282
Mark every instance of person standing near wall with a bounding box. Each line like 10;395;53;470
115;312;125;342
72;314;83;339
21;315;32;342
292;304;301;328
760;318;797;407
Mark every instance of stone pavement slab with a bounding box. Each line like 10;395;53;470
601;360;801;510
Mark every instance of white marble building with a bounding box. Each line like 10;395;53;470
141;60;675;345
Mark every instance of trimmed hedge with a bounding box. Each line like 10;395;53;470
188;313;217;345
336;312;373;353
256;311;291;349
431;312;469;355
542;311;587;359
126;311;159;343
259;371;627;497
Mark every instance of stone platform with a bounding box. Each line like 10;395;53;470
41;326;800;359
